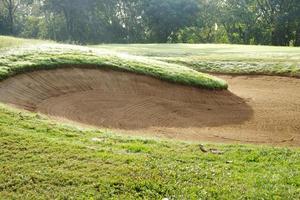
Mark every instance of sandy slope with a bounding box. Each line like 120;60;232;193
0;68;299;146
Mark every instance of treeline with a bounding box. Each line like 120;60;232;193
0;0;299;46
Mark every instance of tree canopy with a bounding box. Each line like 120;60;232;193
0;0;299;46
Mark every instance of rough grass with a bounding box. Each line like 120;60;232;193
0;104;299;199
0;37;227;90
96;44;300;77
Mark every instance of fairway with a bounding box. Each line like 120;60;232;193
97;44;300;77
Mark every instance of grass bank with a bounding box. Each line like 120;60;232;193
0;104;299;199
0;37;227;90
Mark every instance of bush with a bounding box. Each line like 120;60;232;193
171;26;229;43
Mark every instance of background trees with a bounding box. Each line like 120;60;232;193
143;0;199;42
0;0;20;35
0;0;299;46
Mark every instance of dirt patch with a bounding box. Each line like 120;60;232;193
0;68;299;146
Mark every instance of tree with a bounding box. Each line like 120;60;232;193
43;0;87;42
0;2;6;34
256;0;298;46
0;0;299;45
143;0;199;42
1;0;20;34
217;0;264;44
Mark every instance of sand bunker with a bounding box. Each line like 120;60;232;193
0;68;299;146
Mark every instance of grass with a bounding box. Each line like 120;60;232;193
0;104;299;199
0;36;300;199
0;36;49;49
0;37;227;90
96;44;300;77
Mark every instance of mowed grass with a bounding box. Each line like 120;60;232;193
0;37;227;90
96;44;300;77
0;105;299;199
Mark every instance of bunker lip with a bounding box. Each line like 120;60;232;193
0;68;299;146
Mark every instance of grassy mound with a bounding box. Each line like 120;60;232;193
0;37;227;90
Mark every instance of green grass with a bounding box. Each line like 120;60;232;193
0;104;299;199
96;44;300;77
0;36;50;49
0;37;227;90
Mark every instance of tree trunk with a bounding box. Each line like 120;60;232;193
295;23;300;46
2;0;17;35
8;2;13;34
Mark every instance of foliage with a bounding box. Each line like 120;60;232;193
0;0;299;45
143;0;199;43
171;26;229;44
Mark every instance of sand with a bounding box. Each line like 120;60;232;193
0;68;299;146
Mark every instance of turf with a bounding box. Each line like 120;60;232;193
96;44;300;77
0;104;299;199
0;36;49;49
0;37;227;90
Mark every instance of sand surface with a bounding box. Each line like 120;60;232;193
0;68;299;146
